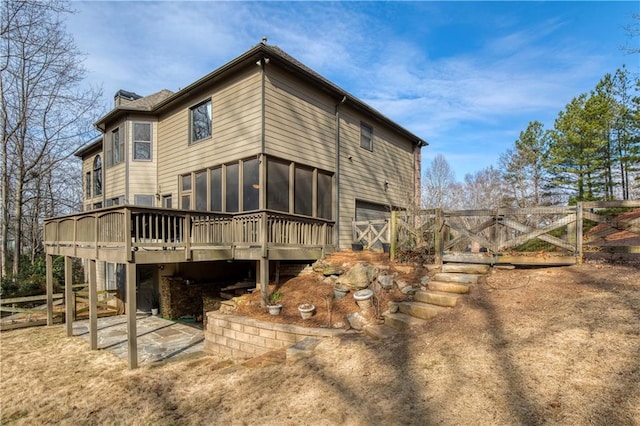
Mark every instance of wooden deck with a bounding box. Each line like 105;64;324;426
44;206;335;263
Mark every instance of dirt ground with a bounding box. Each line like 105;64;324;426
1;257;639;425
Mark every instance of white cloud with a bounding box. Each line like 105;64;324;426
65;2;630;178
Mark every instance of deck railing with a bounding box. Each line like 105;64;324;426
44;206;334;260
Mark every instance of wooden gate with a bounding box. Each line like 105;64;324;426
436;206;581;265
581;200;640;256
392;200;640;266
352;219;390;248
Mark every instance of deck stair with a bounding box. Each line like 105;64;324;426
378;263;490;335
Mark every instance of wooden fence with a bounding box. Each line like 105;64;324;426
391;200;640;265
0;293;64;331
0;284;120;331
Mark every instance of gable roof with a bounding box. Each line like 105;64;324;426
93;43;427;146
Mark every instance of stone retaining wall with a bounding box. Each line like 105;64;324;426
205;312;347;359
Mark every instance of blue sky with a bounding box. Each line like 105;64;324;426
66;1;638;180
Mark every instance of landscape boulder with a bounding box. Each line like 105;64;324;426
377;273;395;290
336;263;378;290
346;312;373;330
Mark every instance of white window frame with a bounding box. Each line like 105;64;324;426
133;122;152;161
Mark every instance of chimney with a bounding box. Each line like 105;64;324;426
114;89;142;107
261;36;268;45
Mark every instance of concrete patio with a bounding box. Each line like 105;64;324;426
72;315;205;365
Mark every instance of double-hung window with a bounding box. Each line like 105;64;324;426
360;122;373;151
133;123;152;160
190;99;212;143
181;174;192;209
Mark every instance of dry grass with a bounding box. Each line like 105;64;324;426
1;262;639;425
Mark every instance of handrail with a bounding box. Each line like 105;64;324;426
43;206;335;254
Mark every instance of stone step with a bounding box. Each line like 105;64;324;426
382;311;428;330
428;280;471;294
414;290;462;307
398;301;449;320
433;272;479;284
442;263;490;275
363;324;399;340
286;337;321;364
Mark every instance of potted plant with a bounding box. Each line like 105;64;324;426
149;292;160;316
351;241;364;251
267;291;283;315
298;303;315;319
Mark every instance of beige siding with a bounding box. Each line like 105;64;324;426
103;121;126;200
264;66;336;171
337;107;417;248
157;66;262;198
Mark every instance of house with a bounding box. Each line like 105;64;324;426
44;40;426;368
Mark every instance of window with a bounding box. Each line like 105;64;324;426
243;159;259;211
181;174;192;209
93;155;102;196
210;167;222;212
133;123;152;160
267;158;290;212
226;163;239;213
134;194;154;206
360;122;373;151
162;194;172;208
106;127;123;167
106;196;123;207
294;165;313;216
190;99;212;143
93;202;103;209
85;172;91;199
195;171;207;211
317;171;333;219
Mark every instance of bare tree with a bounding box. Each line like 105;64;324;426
461;166;508;209
422;154;459;209
1;0;101;279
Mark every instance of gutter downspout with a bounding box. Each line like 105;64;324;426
335;95;346;249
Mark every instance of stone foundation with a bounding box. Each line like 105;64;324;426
160;276;222;321
205;312;348;359
277;262;313;278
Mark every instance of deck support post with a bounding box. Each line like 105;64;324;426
46;254;54;325
259;258;269;308
65;256;73;337
88;259;98;350
260;211;269;307
126;262;138;369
